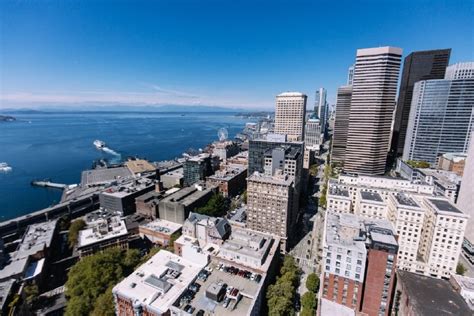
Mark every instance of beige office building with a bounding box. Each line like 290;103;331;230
246;171;297;252
274;92;307;141
344;47;402;175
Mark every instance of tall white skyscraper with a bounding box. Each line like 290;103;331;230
445;62;474;79
304;115;321;147
457;132;474;252
344;46;402;175
403;64;474;164
274;92;307;141
347;64;355;85
314;88;328;134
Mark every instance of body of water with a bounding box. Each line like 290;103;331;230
0;111;248;221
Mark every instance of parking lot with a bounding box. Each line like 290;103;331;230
173;262;265;315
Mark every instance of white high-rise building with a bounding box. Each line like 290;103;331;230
347;64;355;85
314;88;328;134
344;47;402;175
457;132;474;253
402;65;474;164
304;116;321;147
445;62;474;79
274;92;307;141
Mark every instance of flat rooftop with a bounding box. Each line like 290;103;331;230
219;228;276;271
113;250;206;315
78;216;128;248
125;159;157;174
247;172;294;186
176;261;264;316
328;186;349;198
208;164;247;181
160;185;214;207
140;219;182;235
360;191;383;202
101;178;155;198
16;220;57;259
398;270;471;315
264;145;301;159
0;279;15;310
394;193;420;208
428;198;462;214
325;212;396;251
81;167;133;186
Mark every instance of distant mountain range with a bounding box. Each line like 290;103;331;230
1;104;258;113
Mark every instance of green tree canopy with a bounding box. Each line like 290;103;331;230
406;160;430;169
306;273;320;293
266;255;300;316
456;263;467;276
68;219;86;248
65;248;141;316
196;193;229;217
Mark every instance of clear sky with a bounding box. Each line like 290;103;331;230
1;0;473;110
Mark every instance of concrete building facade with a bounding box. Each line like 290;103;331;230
344;47;402;175
274;92;307;141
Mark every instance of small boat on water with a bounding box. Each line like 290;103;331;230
0;163;12;172
93;140;106;149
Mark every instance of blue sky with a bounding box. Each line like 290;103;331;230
1;0;473;110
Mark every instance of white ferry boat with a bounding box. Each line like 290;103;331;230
0;163;12;172
93;140;106;149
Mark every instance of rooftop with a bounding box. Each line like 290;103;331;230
113;250;206;315
208;164;247;181
125;159;157;174
428;198;463;214
101;177;155;198
441;152;468;163
247;171;294;186
328;186;350;198
360;191;384;203
174;261;264;316
264;145;301;160
394;193;420;208
325;212;396;251
160;185;215;207
0;279;15;310
398;270;471;315
140;219;182;235
81;167;133;186
78;215;128;248
276;91;306;97
219;228;276;271
16;220;57;259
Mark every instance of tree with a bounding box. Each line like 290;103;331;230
306;273;320;293
23;284;39;307
406;160;430;169
301;291;316;311
65;248;141;316
91;287;115;316
266;255;300;316
68;219;86;248
456;263;467;276
196;193;229;217
242;190;247;204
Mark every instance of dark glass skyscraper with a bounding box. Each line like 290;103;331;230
390;49;451;161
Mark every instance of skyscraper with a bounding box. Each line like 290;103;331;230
390;49;451;160
344;47;402;175
402;66;474;164
331;85;352;165
314;88;328;134
445;61;474;79
457;132;474;254
347;64;355;85
274;92;307;141
304;115;321;148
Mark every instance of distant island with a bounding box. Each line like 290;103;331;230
0;115;16;122
235;111;272;118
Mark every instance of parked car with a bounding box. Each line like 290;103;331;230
223;297;231;308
